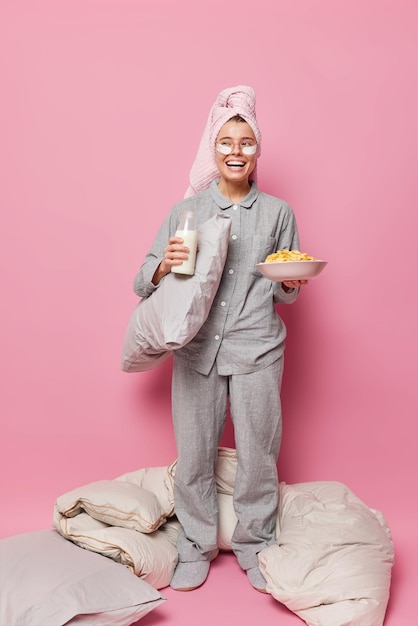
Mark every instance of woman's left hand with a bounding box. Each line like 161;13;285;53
283;279;308;291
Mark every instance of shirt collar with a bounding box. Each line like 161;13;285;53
209;179;259;210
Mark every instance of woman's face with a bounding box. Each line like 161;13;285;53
215;120;257;185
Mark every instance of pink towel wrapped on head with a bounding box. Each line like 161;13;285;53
184;85;262;198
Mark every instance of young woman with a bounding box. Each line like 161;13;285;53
133;86;306;592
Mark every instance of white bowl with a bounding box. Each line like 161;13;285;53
256;260;328;282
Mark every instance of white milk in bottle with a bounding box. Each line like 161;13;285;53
171;209;198;276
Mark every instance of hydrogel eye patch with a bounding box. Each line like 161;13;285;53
216;144;257;156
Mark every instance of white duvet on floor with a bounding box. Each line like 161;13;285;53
259;481;394;626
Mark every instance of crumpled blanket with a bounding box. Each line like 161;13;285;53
53;462;179;590
53;447;394;626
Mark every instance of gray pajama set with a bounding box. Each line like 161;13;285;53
134;180;300;572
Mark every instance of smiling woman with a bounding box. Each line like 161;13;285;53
132;85;308;594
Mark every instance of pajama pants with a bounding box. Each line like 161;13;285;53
172;356;284;571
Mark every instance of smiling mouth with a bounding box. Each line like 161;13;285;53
226;160;246;168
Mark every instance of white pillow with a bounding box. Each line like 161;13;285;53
258;481;394;626
0;530;165;626
121;212;231;372
215;446;238;496
217;492;237;551
54;479;167;533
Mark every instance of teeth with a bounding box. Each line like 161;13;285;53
227;161;245;167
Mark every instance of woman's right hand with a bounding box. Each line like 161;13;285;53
152;236;189;285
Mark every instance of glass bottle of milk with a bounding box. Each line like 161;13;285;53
171;209;198;276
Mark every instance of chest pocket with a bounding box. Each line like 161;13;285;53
247;235;277;275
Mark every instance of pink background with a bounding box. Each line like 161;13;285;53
1;1;417;624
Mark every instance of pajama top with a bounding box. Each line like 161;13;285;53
133;180;300;376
